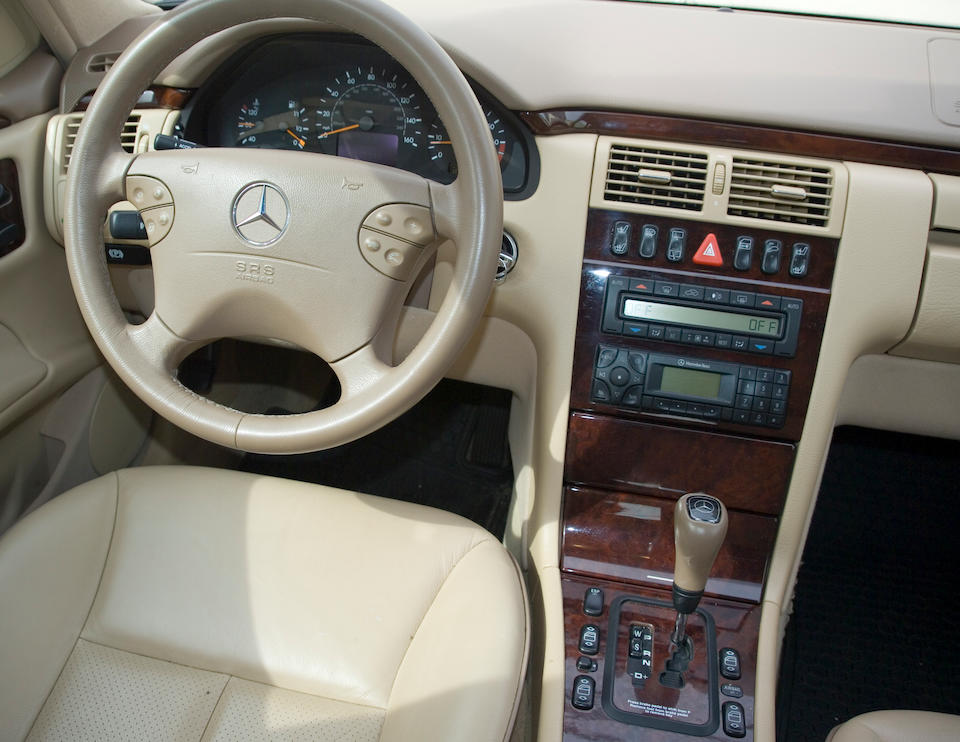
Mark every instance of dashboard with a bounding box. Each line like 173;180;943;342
181;35;537;196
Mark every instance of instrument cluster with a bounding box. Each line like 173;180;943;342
183;35;535;195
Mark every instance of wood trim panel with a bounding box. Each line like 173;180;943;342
564;413;794;516
74;85;193;112
0;159;25;258
562;486;777;603
563;574;760;741
521;109;960;175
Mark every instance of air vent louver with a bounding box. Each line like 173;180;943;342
61;113;141;173
121;113;141;153
604;144;708;211
86;53;120;73
727;158;833;227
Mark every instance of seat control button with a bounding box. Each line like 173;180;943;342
761;239;782;274
666;227;686;262
610;220;631;255
639;224;658;258
719;647;742;679
583;587;604;616
579;624;600;655
723;701;747;738
790;242;810;277
733;236;753;270
572;675;595;710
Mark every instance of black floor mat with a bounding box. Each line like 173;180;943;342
241;379;514;538
776;426;960;741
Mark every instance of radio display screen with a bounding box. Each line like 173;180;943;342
660;366;724;399
621;299;782;338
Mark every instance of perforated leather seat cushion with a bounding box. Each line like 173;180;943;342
0;466;528;741
826;710;960;742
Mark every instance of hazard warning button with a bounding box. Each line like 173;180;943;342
693;233;724;266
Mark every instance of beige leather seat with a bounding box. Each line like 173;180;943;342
0;466;528;741
827;710;960;742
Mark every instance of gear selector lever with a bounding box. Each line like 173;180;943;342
671;493;728;648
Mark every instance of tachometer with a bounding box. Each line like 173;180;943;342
427;108;510;182
313;66;425;167
236;97;309;150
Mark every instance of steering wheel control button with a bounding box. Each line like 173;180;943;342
666;227;686;262
719;647;742;679
693;233;723;266
571;675;595;710
141;205;174;246
639;224;659;258
361;204;435;245
610;220;631;256
583;586;604;616
126;175;173;208
108;211;148;240
578;624;600;655
723;701;747;738
358;228;424;281
761;239;783;274
231;182;290;247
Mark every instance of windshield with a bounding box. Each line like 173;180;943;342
620;0;960;28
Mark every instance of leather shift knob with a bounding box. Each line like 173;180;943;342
673;493;728;613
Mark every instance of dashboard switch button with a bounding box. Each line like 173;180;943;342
583;586;604;616
692;233;723;266
610;220;631;256
790;242;811;277
666;227;686;262
733;236;754;270
639;224;658;258
761;239;783;274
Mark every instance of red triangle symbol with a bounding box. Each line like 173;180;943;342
693;233;724;266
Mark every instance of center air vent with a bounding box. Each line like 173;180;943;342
727;158;833;227
603;144;708;211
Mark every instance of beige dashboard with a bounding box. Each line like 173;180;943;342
26;2;960;740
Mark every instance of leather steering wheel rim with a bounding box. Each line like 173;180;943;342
64;0;503;454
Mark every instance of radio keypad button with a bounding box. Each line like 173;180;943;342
622;386;643;408
624;322;648;338
639;224;659;258
715;334;732;349
704;287;729;304
648;325;666;339
756;368;774;383
730;291;755;307
752;397;770;412
653;398;672;412
774;370;791;385
702;405;721;419
591;380;611;403
766;414;785;428
681;330;696;344
771;384;789;400
687;403;705;417
735;394;753;409
738;366;757;380
679;284;704;301
628;353;647;374
733;409;750;424
737;380;757;396
609;367;631;387
771;399;787;414
597;347;618;368
755;381;772;397
653;281;679;297
732;336;749;351
750;411;766;426
666;399;687;414
665;327;682;343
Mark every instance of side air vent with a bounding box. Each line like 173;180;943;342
727;158;833;227
86;52;120;73
121;113;141;153
62;113;142;173
604;144;708;211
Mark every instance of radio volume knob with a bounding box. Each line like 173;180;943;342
609;367;631;386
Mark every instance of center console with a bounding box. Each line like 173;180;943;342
560;195;838;740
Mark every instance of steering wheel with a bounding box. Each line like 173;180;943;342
64;0;503;454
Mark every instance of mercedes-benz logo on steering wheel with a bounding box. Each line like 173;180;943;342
231;182;290;247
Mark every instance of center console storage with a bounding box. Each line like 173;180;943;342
561;207;837;740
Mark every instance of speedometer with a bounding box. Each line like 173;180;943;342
312;66;426;167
